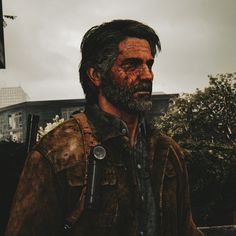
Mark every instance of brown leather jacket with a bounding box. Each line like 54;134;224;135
5;108;204;236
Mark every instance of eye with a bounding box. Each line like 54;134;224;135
122;61;139;70
147;60;154;70
121;58;141;70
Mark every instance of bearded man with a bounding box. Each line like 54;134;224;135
5;19;204;236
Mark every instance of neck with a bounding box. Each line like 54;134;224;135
98;90;139;146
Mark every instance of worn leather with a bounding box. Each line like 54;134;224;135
5;116;204;236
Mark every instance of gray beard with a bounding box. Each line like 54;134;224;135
101;75;153;114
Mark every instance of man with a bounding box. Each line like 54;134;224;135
6;19;203;236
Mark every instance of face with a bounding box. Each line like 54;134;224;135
101;37;154;113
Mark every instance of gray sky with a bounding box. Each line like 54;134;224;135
1;0;236;101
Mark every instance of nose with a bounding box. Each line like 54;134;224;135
139;64;153;81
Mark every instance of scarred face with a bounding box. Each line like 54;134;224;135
101;37;155;113
110;37;154;88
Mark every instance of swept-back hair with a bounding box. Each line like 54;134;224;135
79;19;161;104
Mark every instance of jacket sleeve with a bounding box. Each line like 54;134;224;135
5;150;65;236
177;145;204;236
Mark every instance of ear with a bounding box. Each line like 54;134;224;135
87;68;101;87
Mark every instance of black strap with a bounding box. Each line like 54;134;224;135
64;112;100;230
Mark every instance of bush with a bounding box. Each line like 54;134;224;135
154;73;236;225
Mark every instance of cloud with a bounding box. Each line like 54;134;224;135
1;0;235;100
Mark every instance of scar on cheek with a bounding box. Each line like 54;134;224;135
114;68;124;74
129;71;138;77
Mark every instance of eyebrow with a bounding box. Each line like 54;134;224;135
121;58;142;65
121;58;154;66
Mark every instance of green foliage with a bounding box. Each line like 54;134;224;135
156;73;236;144
155;73;236;215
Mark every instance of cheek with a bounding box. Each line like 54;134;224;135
111;68;140;86
127;70;140;83
112;67;125;79
111;68;127;85
124;68;144;86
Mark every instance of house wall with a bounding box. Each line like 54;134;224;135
0;94;177;143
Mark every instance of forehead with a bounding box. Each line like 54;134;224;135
117;37;153;58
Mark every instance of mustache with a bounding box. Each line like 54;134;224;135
130;81;152;93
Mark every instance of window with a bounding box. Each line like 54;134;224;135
8;112;22;129
61;107;84;120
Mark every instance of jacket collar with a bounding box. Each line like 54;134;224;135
85;103;145;142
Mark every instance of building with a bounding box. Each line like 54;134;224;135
0;98;85;142
0;86;29;108
0;94;177;143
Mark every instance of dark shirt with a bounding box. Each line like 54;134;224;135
85;104;157;236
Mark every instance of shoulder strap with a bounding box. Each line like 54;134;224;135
64;112;100;230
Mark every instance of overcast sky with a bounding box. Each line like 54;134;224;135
0;0;235;101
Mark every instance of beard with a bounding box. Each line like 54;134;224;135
101;74;153;114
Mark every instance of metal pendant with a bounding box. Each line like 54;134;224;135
93;145;106;160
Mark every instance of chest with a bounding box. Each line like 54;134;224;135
65;137;180;236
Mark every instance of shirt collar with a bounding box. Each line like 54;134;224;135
85;103;145;142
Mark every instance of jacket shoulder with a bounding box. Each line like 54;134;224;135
34;118;86;173
148;126;185;162
148;125;177;148
159;134;184;155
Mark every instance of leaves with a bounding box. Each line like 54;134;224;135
37;115;64;141
155;73;236;144
154;73;236;210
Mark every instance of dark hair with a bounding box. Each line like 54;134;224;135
79;19;161;103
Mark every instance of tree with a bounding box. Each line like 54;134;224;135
37;115;64;141
155;73;236;225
